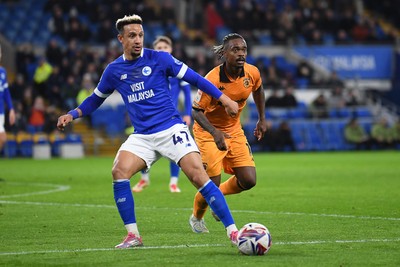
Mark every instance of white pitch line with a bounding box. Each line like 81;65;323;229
1;200;400;221
0;182;70;198
1;238;400;256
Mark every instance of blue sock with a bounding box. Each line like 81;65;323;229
113;180;136;225
170;161;180;177
199;181;235;228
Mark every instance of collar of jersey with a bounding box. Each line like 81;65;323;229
122;49;144;61
219;62;245;83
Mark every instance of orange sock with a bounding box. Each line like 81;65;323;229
192;191;209;219
219;175;243;195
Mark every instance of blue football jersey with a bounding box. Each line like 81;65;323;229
169;77;192;116
95;49;188;134
0;66;10;115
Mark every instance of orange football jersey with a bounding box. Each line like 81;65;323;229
193;62;262;135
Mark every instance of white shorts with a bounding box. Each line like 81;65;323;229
0;114;5;133
119;123;199;170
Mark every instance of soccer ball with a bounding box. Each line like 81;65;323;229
237;222;272;255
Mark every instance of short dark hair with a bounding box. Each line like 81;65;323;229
115;14;143;33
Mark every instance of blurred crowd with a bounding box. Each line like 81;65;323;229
3;0;399;137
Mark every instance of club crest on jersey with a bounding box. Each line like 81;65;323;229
142;66;152;76
243;78;250;88
173;57;183;65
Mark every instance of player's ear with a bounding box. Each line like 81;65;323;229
117;34;123;43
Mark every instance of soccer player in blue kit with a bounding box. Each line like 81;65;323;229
0;45;15;154
57;14;240;249
132;35;192;193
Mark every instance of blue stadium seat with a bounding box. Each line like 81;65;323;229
246;55;256;65
355;107;373;118
296;78;309;89
258;34;272;45
257;56;270;68
65;133;82;143
3;140;18;158
215;25;231;42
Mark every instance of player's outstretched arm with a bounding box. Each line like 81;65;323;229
57;108;82;131
57;92;105;131
218;94;238;117
181;68;238;116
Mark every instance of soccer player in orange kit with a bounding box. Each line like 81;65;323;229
189;33;267;233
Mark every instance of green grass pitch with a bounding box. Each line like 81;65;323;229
1;151;399;266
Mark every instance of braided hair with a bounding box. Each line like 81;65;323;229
212;33;245;60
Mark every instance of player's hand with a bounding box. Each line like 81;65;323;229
182;115;191;126
57;114;73;131
8;109;15;126
254;119;267;141
211;129;231;151
219;94;238;117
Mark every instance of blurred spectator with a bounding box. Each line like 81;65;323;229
280;86;298;108
335;29;351;44
15;43;36;81
310;93;329;118
265;57;284;90
9;73;26;102
43;105;61;134
46;38;63;67
345;89;361;107
296;60;314;81
28;96;46;132
325;71;345;89
46;66;64;108
67;17;91;42
76;74;94;105
351;18;372;42
371;118;394;149
261;120;296;152
61;75;79;111
265;90;281;108
391;119;400;146
328;86;346;109
344;117;371;150
47;4;66;37
160;0;177;27
96;19;115;44
33;57;53;98
275;121;296;151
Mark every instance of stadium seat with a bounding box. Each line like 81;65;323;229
49;132;66;157
33;132;50;144
355;107;373;118
215;25;231;42
3;133;18;158
65;133;83;143
296;78;309;89
16;132;34;157
258;34;272;45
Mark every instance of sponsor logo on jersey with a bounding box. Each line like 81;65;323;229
130;81;145;92
142;66;152;76
127;89;155;103
120;74;127;80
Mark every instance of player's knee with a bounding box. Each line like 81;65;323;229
239;177;256;190
189;170;209;189
112;165;129;180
